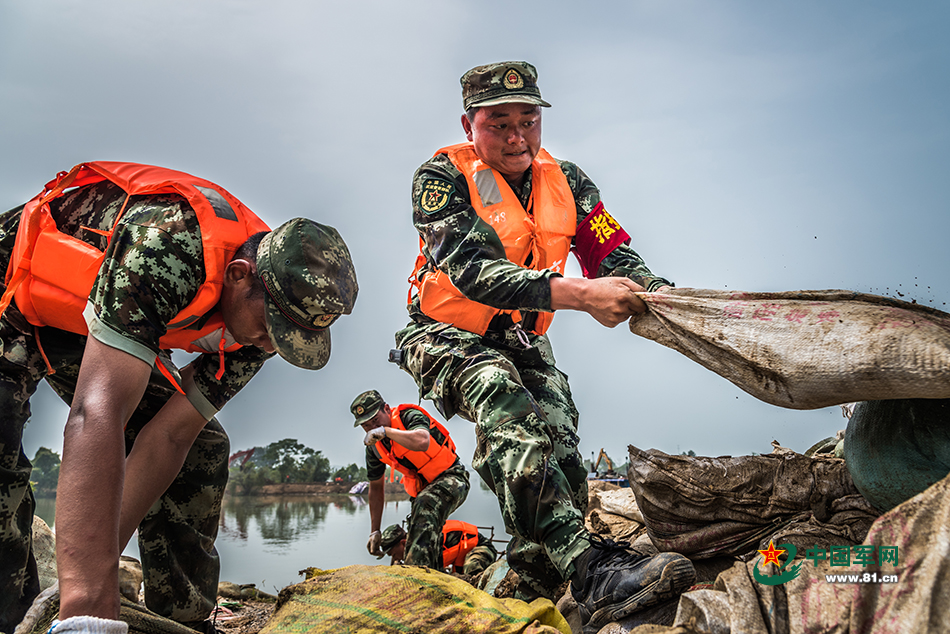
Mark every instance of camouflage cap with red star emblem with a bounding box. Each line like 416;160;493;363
351;389;384;426
461;61;552;110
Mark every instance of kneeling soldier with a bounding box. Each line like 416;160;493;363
380;521;498;577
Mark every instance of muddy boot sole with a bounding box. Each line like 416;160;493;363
581;556;695;634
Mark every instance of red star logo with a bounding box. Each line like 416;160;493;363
758;541;785;567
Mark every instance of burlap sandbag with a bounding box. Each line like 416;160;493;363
627;446;878;560
262;564;570;634
17;593;196;634
629;289;950;409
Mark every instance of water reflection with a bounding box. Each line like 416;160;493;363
212;493;429;589
220;494;363;545
39;485;506;592
34;497;57;528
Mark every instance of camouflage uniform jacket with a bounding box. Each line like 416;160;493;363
409;150;673;322
0;180;272;417
364;406;461;483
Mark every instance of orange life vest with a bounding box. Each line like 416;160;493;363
441;520;480;569
0;162;271;386
408;143;575;336
374;404;458;498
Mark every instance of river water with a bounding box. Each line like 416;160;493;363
34;482;507;594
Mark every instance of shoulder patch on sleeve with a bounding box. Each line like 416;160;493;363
419;178;455;215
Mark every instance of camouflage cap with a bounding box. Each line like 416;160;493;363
379;524;407;556
351;389;384;426
257;218;358;370
461;61;552;111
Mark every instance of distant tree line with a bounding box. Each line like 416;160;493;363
227;438;367;495
30;447;61;497
30;439;368;497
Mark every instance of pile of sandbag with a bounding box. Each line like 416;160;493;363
634;464;950;633
584;481;645;543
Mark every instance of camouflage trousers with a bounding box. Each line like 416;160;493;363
0;316;228;630
462;542;499;577
395;321;591;599
404;462;470;569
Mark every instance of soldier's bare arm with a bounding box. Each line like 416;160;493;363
385;427;431;452
367;477;386;555
118;368;210;550
57;336;151;620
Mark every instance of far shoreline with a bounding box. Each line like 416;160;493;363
226;481;410;498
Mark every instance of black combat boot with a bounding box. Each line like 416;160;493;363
569;536;695;633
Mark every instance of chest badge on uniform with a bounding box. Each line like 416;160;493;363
420;179;454;215
504;69;524;90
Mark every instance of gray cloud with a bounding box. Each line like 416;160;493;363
4;0;948;471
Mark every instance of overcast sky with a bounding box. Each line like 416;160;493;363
3;1;948;473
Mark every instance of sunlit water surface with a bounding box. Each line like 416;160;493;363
35;484;506;594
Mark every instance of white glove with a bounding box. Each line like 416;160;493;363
363;427;387;446
367;530;383;556
48;616;129;634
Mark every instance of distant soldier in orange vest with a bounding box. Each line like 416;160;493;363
0;163;358;634
393;61;695;630
351;389;469;569
379;521;498;578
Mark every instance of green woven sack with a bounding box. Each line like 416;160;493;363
844;399;950;512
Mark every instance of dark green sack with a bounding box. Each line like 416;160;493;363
844;399;950;512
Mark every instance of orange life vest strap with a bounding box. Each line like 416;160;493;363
155;358;187;396
33;326;55;377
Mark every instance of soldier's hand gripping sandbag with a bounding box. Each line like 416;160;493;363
629;288;950;409
367;530;383;557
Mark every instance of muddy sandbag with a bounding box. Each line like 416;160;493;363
478;557;513;597
629;289;950;409
262;564;570;634
585;485;644;543
844;398;950;513
665;466;950;633
32;517;57;592
627;446;878;559
119;556;144;603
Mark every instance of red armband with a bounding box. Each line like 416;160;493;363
571;202;631;278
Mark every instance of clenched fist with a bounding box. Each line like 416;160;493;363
363;427;387;446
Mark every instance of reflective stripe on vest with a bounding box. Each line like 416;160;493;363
0;162;270;368
442;519;479;569
408;143;575;336
373;404;458;498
